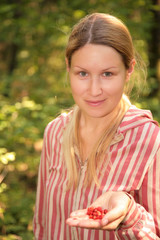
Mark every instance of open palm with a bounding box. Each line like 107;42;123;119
66;191;131;231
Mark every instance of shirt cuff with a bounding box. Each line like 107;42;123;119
120;193;141;229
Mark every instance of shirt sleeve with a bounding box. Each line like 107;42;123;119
116;148;160;239
33;124;51;240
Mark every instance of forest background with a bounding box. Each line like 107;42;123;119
0;0;160;239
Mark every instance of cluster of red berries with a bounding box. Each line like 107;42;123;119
87;206;108;220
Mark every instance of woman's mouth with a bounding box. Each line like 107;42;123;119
85;99;105;107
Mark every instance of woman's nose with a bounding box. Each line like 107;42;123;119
89;77;102;96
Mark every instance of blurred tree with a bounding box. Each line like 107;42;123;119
0;0;159;239
148;0;160;97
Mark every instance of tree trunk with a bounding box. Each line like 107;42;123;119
148;0;160;98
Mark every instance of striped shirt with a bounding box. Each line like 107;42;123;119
33;105;160;239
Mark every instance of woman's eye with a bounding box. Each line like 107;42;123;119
103;72;112;77
79;71;87;77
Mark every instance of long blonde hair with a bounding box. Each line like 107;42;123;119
63;96;130;188
63;13;140;188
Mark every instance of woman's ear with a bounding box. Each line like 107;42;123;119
65;58;70;72
126;59;136;82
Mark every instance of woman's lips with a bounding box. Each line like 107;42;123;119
85;99;105;106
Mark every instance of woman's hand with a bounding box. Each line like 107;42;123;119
66;191;131;231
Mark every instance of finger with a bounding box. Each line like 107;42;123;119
78;219;102;229
66;210;123;230
66;217;102;229
101;216;124;231
70;209;87;217
66;211;88;226
99;206;126;231
66;214;123;231
102;205;126;225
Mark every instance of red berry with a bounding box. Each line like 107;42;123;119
97;207;102;212
104;209;108;214
87;206;108;220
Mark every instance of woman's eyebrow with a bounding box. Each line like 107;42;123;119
73;66;118;70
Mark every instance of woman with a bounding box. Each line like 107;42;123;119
33;13;160;239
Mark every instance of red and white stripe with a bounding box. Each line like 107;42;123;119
33;105;160;239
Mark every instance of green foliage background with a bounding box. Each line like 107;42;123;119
0;0;160;239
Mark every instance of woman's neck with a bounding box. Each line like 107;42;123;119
79;107;120;134
77;106;120;162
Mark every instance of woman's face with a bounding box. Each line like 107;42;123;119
67;44;133;120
